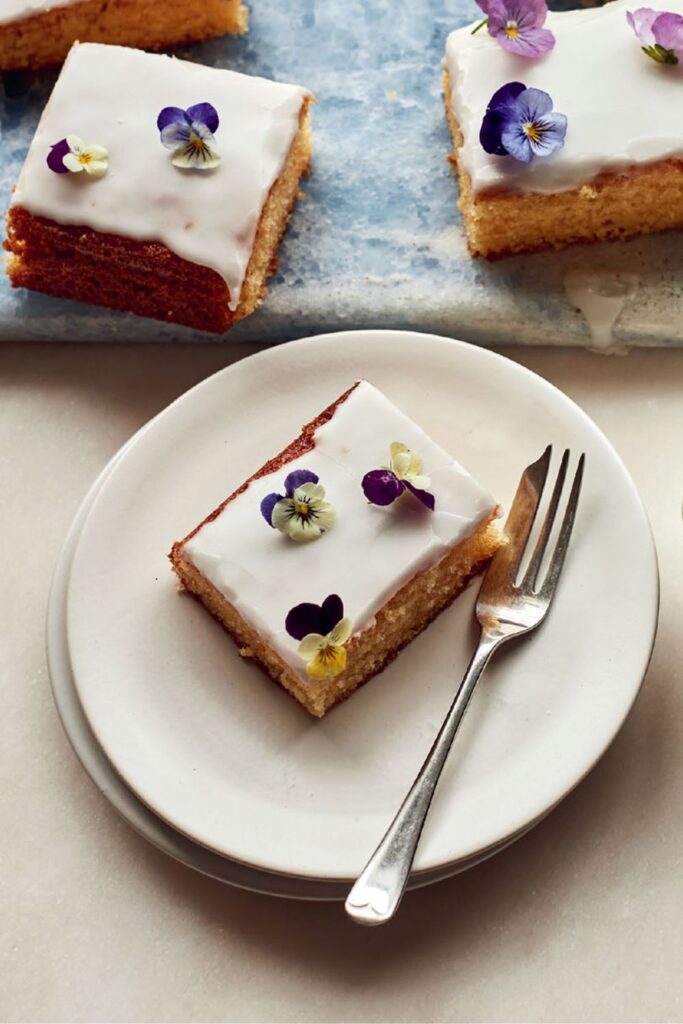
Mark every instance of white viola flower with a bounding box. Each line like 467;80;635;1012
61;135;109;177
261;470;336;543
157;103;221;171
271;482;336;543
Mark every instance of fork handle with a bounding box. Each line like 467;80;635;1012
345;630;500;926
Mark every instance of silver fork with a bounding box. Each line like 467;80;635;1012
345;445;585;926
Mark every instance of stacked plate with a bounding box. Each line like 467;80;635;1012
48;331;659;900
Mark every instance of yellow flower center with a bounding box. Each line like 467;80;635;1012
505;20;519;37
78;152;91;165
189;131;209;154
306;642;347;680
523;121;542;143
295;501;310;516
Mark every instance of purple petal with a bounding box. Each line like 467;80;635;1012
493;24;555;56
320;594;344;635
475;0;491;13
186;102;219;134
260;492;283;527
160;122;191;150
157;106;189;132
500;123;535;162
479;81;526;155
285;602;323;641
480;112;510;156
362;469;405;506
488;80;527;112
515;87;554;123
188;121;215;143
46;138;71;174
627;7;659;45
527;112;567;157
284;469;319;495
488;0;548;31
403;480;436;511
653;11;683;53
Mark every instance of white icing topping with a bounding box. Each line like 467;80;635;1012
564;270;639;353
0;0;80;25
184;381;498;684
444;0;683;195
12;43;309;309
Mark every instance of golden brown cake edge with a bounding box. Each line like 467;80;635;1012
0;0;248;72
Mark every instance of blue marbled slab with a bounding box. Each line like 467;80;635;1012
1;0;681;345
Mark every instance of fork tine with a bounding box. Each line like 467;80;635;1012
521;449;569;591
479;445;552;596
539;453;585;601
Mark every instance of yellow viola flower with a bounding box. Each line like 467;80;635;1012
297;617;353;679
389;442;431;491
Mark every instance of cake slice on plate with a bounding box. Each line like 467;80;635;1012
4;42;312;334
0;0;248;72
443;0;683;258
170;381;504;718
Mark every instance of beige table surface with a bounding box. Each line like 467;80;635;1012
2;342;683;1024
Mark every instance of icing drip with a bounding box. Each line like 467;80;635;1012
12;43;310;310
564;270;639;353
184;382;498;684
444;0;683;196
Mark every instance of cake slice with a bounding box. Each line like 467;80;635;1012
4;43;312;334
0;0;248;72
443;0;683;258
170;381;504;718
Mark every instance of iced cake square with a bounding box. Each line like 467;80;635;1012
443;0;683;258
4;43;312;334
170;381;504;718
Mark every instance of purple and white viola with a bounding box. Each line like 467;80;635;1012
157;102;221;170
362;442;435;511
261;469;336;543
472;0;555;57
480;82;567;163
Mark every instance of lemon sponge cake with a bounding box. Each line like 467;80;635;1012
444;0;683;258
0;0;248;72
4;43;313;334
170;381;504;718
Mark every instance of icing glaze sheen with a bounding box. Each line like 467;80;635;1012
185;381;497;684
445;0;683;195
12;43;310;309
0;0;80;24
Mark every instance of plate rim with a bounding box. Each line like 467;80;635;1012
61;329;660;879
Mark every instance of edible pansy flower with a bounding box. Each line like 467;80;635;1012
260;469;336;543
627;7;683;62
362;442;435;511
157;102;221;170
47;135;108;177
285;594;353;680
472;0;555;57
480;82;567;163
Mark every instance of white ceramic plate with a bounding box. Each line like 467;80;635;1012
48;433;531;899
65;330;658;881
